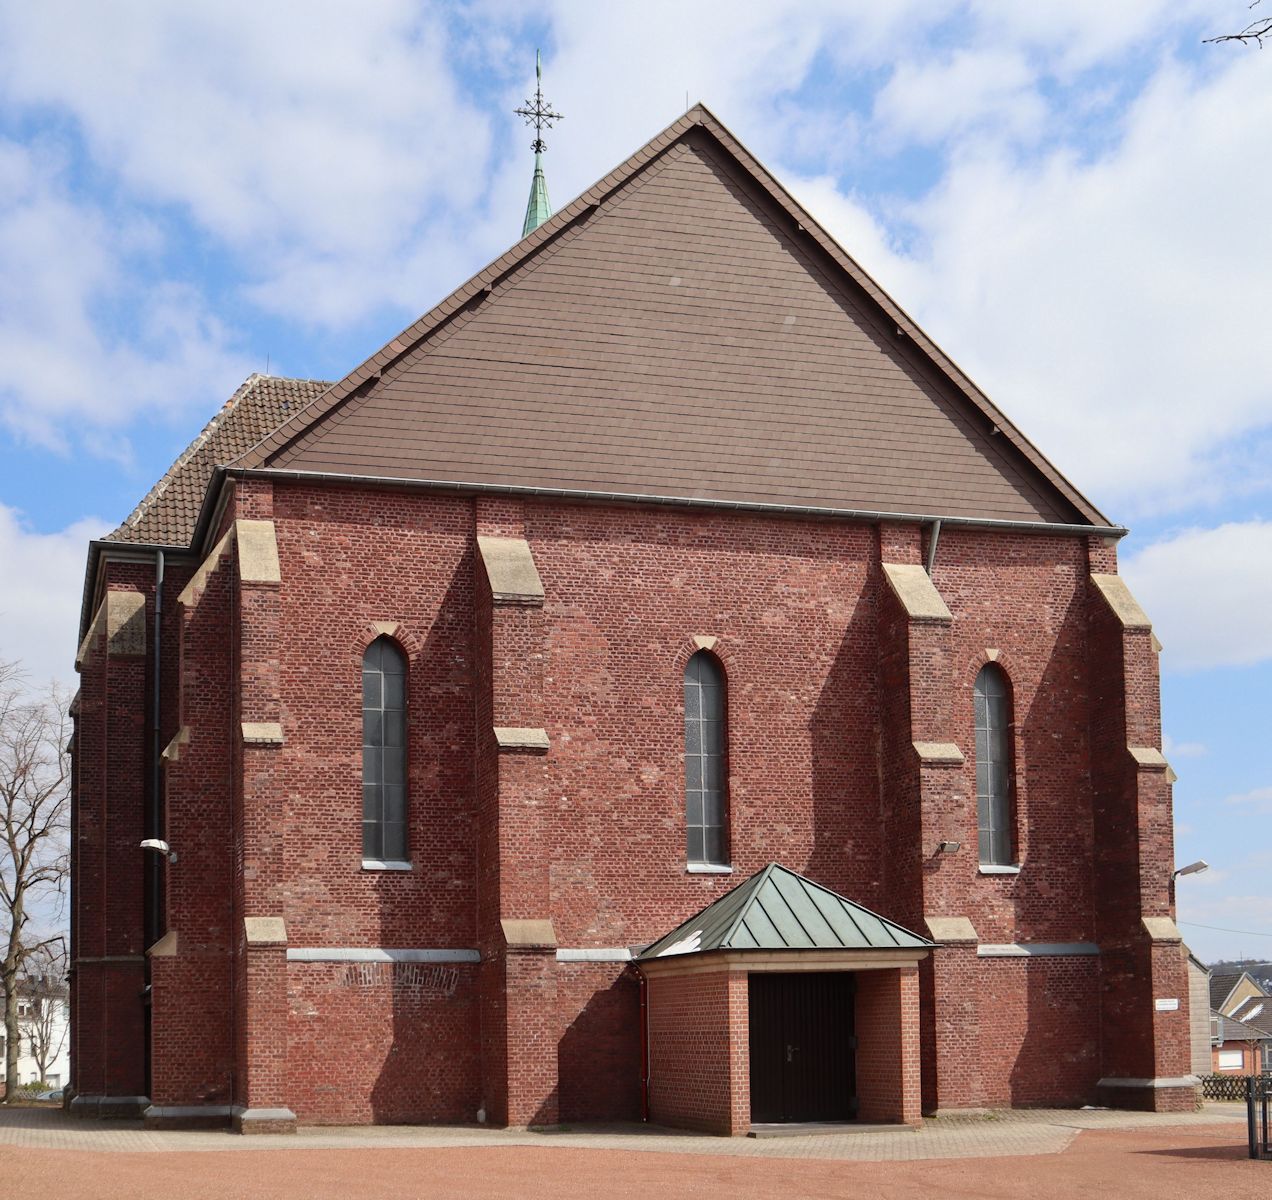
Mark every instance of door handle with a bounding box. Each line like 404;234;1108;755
786;1044;798;1063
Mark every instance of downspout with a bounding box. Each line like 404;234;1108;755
145;550;164;1100
636;963;650;1122
925;518;942;576
150;550;165;941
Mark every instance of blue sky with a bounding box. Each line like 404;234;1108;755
0;1;1268;962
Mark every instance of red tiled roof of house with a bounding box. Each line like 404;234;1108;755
106;374;330;547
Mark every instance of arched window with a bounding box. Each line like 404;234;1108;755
974;664;1014;866
363;637;407;862
685;650;728;866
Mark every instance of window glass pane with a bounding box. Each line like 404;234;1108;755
685;758;702;790
703;826;725;865
702;790;722;827
979;828;992;861
686;790;703;825
702;720;722;754
684;685;700;719
687;827;705;863
702;757;722;789
700;685;723;720
384;823;407;861
384;712;405;748
362;637;408;862
685;722;702;755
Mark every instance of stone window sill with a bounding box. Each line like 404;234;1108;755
687;862;733;875
361;859;413;872
978;863;1021;875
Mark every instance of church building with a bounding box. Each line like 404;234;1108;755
69;103;1194;1134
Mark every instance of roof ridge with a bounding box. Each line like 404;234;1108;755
719;862;779;949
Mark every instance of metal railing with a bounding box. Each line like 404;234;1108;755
1251;1074;1271;1161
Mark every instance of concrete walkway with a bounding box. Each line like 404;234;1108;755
0;1102;1250;1162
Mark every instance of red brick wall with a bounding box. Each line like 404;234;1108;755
647;970;738;1134
286;961;479;1123
856;967;921;1124
976;956;1101;1107
77;478;1184;1123
554;962;641;1123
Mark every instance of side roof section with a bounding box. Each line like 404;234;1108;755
109;374;330;548
230;104;1112;529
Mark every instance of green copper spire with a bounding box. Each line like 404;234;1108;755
514;50;563;238
522;150;552;238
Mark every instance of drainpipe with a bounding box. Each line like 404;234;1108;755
925;519;942;577
636;963;650;1122
149;550;165;942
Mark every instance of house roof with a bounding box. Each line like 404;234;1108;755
230;104;1112;531
1210;971;1254;1014
1229;995;1272;1035
1214;1010;1272;1044
106;374;330;547
637;862;933;960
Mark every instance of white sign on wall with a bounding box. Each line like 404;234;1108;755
1154;998;1180;1012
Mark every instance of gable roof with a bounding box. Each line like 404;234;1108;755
1210;971;1257;1014
1229;995;1272;1034
1214;1010;1272;1044
637;862;933;960
108;374;330;547
231;105;1112;531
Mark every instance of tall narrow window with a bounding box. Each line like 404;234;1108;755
363;637;407;861
974;664;1014;866
685;651;728;866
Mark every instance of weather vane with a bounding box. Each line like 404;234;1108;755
514;50;563;154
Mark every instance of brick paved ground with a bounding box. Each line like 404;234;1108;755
0;1104;1263;1198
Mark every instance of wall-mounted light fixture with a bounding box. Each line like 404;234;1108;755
140;838;178;864
1171;859;1208;880
936;840;962;854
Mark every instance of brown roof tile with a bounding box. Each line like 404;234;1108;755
107;374;330;547
233;106;1110;529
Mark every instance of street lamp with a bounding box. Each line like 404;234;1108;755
1172;859;1208;880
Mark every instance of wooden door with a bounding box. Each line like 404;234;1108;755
748;972;856;1123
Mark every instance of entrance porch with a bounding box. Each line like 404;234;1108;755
637;864;933;1136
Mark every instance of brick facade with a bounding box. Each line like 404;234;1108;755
70;480;1189;1130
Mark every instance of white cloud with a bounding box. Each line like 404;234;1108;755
823;53;1272;517
0;505;106;691
0;138;254;450
873;50;1047;147
1121;521;1272;672
1225;786;1272;813
1163;733;1208;759
0;1;492;327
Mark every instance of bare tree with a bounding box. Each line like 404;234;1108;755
19;941;68;1086
0;662;70;1102
1206;0;1272;46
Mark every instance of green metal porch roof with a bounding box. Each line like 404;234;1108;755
638;863;934;960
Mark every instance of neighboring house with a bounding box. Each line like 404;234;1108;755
1;985;70;1089
69;105;1193;1135
1211;970;1265;1018
1209;969;1272;1074
1212;1012;1272;1074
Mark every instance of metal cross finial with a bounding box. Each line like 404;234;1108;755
514;49;562;154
